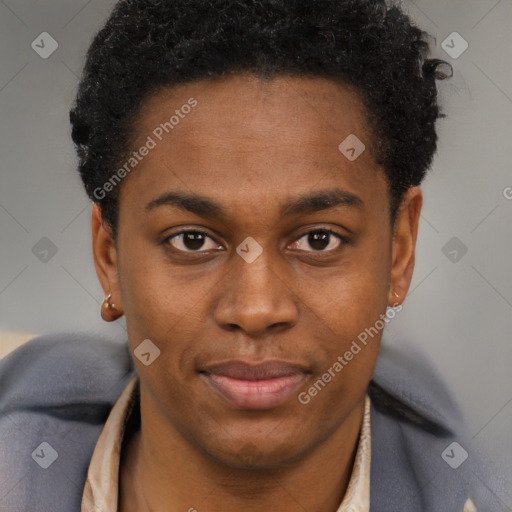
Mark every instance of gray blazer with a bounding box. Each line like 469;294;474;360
0;332;504;511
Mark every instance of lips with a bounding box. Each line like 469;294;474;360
200;361;309;410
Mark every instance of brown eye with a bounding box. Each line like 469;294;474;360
290;229;345;252
165;231;221;252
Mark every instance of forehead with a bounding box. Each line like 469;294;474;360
119;73;387;221
137;73;371;148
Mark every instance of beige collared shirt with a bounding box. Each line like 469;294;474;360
81;375;475;512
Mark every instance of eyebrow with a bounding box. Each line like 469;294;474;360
144;187;363;219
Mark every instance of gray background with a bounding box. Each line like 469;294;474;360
1;0;511;506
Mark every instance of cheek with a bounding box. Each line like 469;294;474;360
117;242;196;333
305;233;391;387
118;260;199;414
310;241;391;340
116;241;217;383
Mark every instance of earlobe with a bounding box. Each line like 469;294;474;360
91;203;124;320
388;187;423;308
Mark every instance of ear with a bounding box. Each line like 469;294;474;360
91;203;124;318
388;186;423;307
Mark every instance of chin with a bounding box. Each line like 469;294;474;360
198;430;312;471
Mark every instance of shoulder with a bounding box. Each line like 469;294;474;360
369;343;502;511
0;330;135;411
0;331;136;511
370;343;463;435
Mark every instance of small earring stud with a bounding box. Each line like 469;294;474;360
102;293;117;310
101;293;121;321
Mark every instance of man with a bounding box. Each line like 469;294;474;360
0;1;503;510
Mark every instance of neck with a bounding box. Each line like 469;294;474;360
119;391;365;512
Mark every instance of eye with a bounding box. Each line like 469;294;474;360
289;229;346;252
164;230;222;253
164;227;348;254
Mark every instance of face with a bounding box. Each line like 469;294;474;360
93;73;421;469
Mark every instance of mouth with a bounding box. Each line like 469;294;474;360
199;360;310;410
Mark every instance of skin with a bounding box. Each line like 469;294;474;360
92;73;422;512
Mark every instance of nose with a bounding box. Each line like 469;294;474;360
213;247;299;337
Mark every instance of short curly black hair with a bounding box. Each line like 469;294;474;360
70;0;451;238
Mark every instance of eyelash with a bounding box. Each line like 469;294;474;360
163;227;349;254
